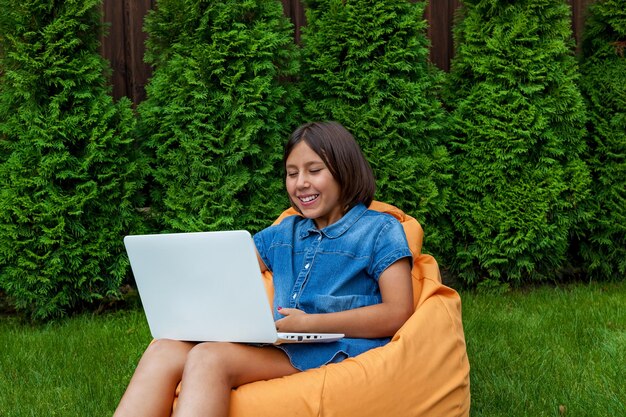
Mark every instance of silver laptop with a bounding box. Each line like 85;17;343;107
124;230;344;344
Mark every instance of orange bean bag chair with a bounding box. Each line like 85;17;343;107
173;201;471;416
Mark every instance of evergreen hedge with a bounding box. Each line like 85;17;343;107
578;0;626;280
0;0;146;319
443;0;592;286
298;0;452;255
139;0;301;233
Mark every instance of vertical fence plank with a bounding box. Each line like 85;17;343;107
101;0;153;106
570;0;594;51
281;0;306;44
426;0;461;71
126;0;154;104
101;0;128;101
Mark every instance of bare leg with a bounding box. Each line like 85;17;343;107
173;343;299;417
114;339;196;417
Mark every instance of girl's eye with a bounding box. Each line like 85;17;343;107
309;168;322;174
287;172;298;178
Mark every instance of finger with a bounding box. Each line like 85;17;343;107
277;307;302;316
275;317;284;330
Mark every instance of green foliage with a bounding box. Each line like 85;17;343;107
299;0;452;255
0;0;146;320
577;0;626;280
139;0;301;233
443;0;592;285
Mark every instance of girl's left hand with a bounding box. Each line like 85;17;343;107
275;307;308;332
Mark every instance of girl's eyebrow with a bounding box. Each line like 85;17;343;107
286;160;325;169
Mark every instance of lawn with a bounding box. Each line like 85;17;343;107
0;309;150;416
462;282;625;417
1;281;624;416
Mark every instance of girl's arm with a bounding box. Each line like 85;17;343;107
275;258;414;338
256;249;268;273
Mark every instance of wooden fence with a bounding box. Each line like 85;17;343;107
100;0;595;106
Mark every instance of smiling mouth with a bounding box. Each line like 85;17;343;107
298;194;319;204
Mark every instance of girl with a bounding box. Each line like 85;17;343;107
114;121;414;417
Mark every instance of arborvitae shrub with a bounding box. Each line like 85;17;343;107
299;0;452;255
443;0;592;285
578;0;626;280
0;0;146;319
139;0;301;233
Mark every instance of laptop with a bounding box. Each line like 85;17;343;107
124;230;344;345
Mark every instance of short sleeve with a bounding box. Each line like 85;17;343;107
368;217;412;280
253;227;274;273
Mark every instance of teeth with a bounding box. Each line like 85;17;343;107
300;195;318;203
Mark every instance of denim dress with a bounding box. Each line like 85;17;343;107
253;203;412;371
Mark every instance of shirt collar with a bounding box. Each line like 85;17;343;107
299;203;368;239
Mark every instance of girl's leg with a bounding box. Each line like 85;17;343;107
114;339;196;417
173;342;299;417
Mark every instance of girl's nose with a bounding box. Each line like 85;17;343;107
296;174;310;189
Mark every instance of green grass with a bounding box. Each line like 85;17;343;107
0;309;150;417
0;282;624;416
462;282;626;417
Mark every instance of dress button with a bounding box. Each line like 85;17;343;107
305;263;310;269
292;293;297;299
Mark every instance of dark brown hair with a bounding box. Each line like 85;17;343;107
284;121;376;211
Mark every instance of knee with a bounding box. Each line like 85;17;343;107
141;339;192;373
184;342;236;375
146;338;189;356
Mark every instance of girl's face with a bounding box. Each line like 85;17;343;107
285;141;343;229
